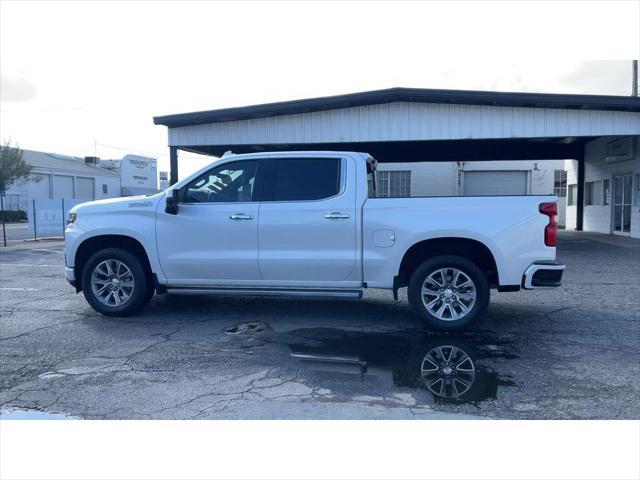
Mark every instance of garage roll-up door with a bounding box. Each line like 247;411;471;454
53;175;74;198
463;171;528;196
31;173;51;199
76;177;95;199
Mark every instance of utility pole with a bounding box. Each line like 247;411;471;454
633;60;638;97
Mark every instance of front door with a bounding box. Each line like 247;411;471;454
612;174;632;235
156;159;262;285
258;156;358;285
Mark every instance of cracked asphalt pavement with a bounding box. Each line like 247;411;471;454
1;231;638;419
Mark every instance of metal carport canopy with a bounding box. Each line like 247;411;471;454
153;87;640;230
153;87;640;162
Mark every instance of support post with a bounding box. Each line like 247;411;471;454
1;196;6;247
576;158;585;231
169;147;178;186
61;198;65;240
33;198;37;240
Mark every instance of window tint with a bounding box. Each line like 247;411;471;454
585;180;602;205
185;161;257;203
273;158;340;201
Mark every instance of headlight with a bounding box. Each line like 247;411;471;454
67;212;77;225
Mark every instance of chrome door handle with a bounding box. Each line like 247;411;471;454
229;213;254;220
324;212;351;219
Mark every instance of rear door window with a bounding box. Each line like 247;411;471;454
271;158;341;201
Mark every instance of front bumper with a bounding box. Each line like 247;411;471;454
65;266;76;287
522;262;565;289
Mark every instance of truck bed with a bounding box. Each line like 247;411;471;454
362;195;557;288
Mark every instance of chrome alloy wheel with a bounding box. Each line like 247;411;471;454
420;345;476;399
421;267;477;321
90;259;135;307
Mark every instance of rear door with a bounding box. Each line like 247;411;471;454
258;156;357;284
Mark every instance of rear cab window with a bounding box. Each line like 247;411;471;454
264;158;342;201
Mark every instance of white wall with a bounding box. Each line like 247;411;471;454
565;136;640;238
376;159;564;197
377;162;458;196
94;175;121;200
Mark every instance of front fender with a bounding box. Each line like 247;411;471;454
64;214;165;284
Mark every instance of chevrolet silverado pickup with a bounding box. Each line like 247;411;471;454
64;151;565;330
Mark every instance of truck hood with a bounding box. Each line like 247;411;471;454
71;193;164;214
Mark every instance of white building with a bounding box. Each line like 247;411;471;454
376;159;567;226
4;150;121;211
565;136;639;238
4;150;159;212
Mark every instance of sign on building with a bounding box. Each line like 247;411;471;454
605;136;637;164
120;155;158;196
159;171;169;190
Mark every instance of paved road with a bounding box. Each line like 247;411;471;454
1;231;638;419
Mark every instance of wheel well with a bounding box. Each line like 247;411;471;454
397;238;499;289
74;235;154;292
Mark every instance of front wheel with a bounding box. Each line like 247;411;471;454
81;248;150;317
407;255;489;331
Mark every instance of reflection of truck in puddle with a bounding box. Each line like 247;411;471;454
288;328;516;402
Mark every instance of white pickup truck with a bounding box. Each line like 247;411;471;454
64;151;564;330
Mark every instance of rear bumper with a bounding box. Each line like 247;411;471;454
522;262;565;289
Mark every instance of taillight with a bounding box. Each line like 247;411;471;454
539;202;558;247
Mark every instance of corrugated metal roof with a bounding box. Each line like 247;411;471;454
22;149;120;177
154;87;640;128
167;100;639;148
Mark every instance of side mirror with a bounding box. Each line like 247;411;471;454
165;189;180;215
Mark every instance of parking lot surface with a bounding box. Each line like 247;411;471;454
1;231;639;419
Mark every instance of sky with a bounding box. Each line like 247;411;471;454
1;1;639;179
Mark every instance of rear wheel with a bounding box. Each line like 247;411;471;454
408;255;489;330
81;248;150;316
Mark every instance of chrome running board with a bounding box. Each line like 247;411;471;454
166;286;363;299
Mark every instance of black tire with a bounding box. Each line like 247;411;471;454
81;247;150;317
407;255;489;331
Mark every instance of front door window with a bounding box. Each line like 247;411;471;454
185;161;257;203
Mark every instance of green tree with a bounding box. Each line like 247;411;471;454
0;142;33;193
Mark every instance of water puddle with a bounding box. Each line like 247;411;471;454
287;328;516;404
0;409;74;420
